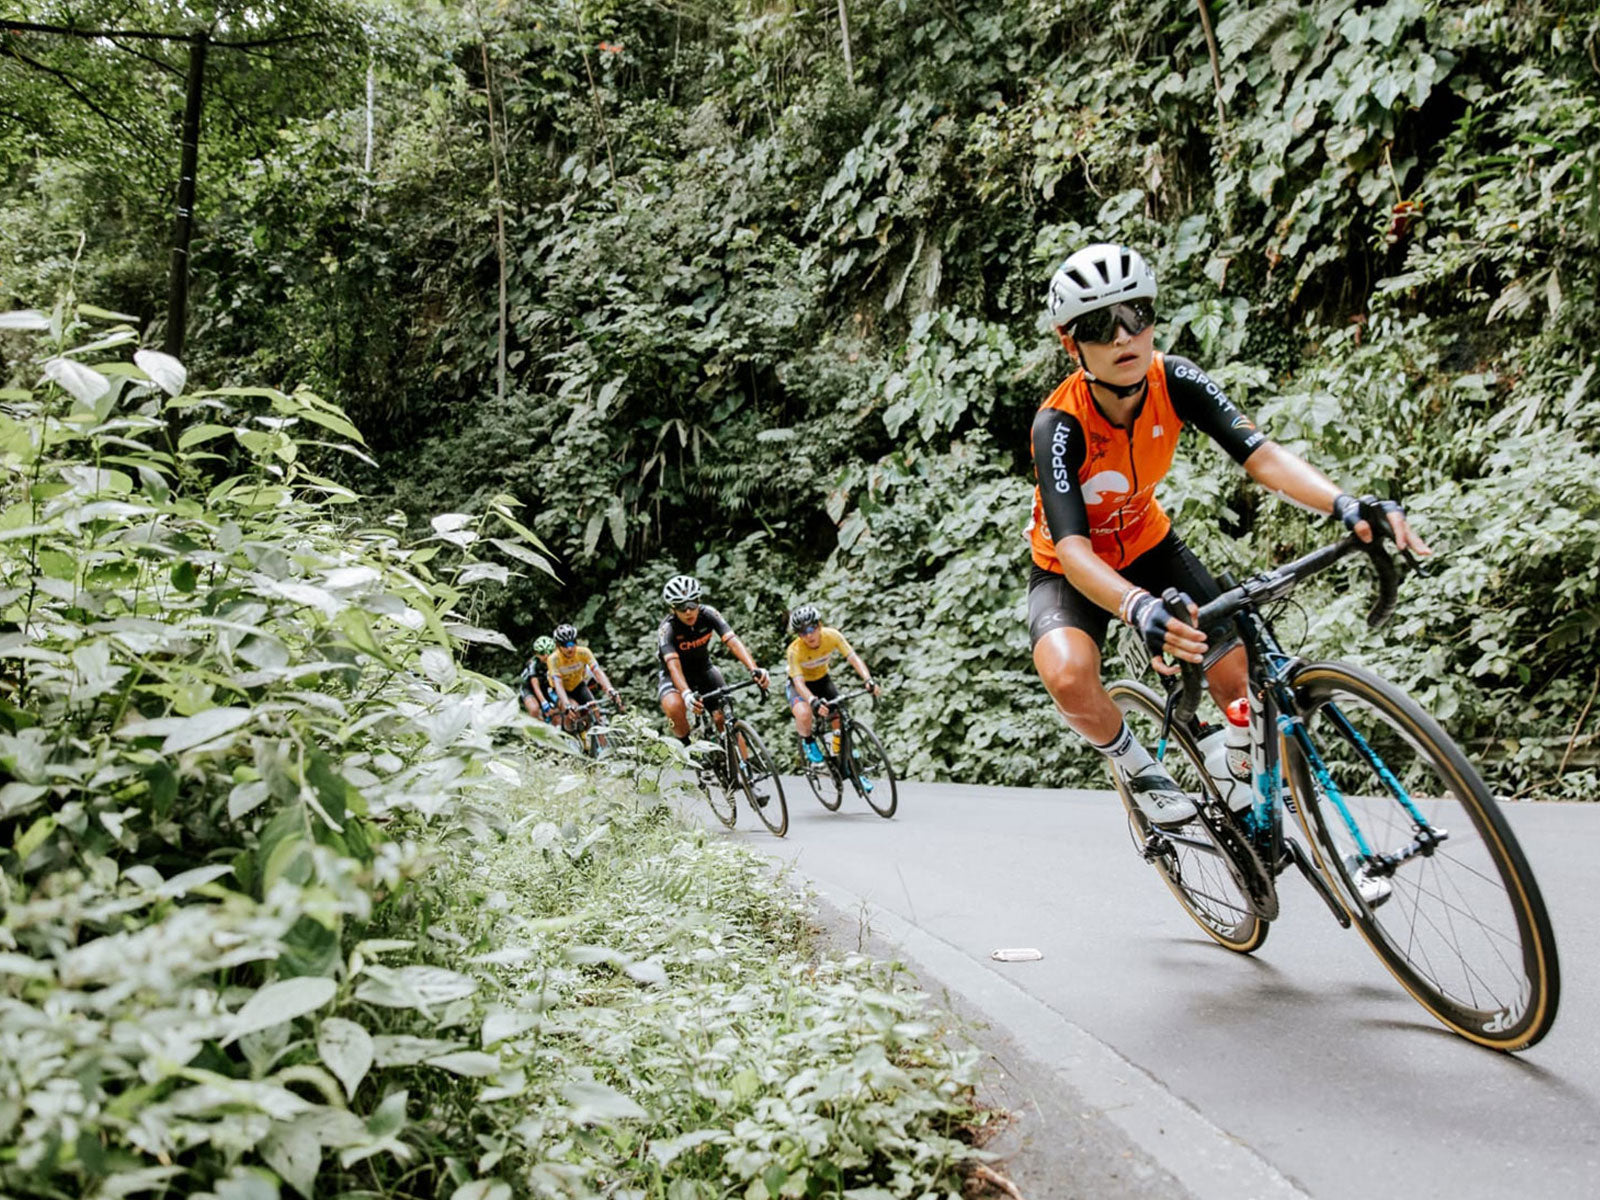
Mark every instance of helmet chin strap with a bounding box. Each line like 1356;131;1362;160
1083;367;1148;400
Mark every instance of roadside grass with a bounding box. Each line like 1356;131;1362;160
343;749;991;1198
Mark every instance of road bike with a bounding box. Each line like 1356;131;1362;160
689;677;789;837
1106;509;1559;1051
560;696;621;758
796;688;898;818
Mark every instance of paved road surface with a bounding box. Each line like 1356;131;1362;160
709;776;1600;1200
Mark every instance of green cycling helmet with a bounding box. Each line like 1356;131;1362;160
533;635;556;655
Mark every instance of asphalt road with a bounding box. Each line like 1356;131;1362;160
708;774;1600;1200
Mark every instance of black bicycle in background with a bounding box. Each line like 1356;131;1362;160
689;677;789;837
1106;505;1559;1051
798;687;898;818
560;696;622;758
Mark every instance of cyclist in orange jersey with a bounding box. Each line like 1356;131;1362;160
1029;243;1430;829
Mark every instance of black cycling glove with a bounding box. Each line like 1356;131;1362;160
1126;591;1180;659
1333;492;1405;537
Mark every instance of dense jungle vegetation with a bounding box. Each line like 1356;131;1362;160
3;0;1598;797
2;1;1598;1197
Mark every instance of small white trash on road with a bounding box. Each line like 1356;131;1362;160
990;948;1043;962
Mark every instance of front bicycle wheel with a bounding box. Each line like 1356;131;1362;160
734;720;789;837
845;722;898;818
799;734;843;811
1283;661;1559;1051
1107;680;1268;954
695;737;737;829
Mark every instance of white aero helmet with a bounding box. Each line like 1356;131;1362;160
662;573;702;607
1045;244;1157;330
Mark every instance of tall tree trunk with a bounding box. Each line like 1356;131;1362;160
164;31;207;359
164;30;207;450
480;40;508;404
1196;0;1226;133
837;0;854;86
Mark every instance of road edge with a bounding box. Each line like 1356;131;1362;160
804;879;1311;1200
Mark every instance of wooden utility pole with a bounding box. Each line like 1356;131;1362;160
6;19;338;372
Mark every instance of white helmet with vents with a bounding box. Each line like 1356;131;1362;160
662;574;702;607
1045;244;1157;330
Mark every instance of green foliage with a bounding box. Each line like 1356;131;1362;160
4;0;1599;793
0;1;374;317
0;306;985;1197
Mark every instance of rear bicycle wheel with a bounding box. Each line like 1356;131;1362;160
1283;661;1559;1051
799;733;843;810
734;719;789;837
1107;680;1268;954
845;722;898;818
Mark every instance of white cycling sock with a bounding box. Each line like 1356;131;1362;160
1092;720;1156;776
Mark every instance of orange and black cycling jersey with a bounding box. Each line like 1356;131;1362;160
1028;353;1267;572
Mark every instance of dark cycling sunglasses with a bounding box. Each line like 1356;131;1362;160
1068;298;1156;345
800;622;821;635
558;638;577;647
671;603;698;615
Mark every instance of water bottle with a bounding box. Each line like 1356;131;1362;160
1200;698;1253;811
1223;697;1252;783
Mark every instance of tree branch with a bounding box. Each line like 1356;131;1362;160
1;42;162;156
105;35;185;77
4;20;341;52
4;20;185;43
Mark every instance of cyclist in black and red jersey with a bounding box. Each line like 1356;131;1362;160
1029;243;1430;838
656;573;770;742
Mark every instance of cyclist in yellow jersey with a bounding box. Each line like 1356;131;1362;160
548;623;624;720
784;604;879;763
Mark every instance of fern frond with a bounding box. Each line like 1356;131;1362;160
1216;0;1299;66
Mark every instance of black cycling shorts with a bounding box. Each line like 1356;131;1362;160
656;664;727;699
564;682;596;707
785;672;839;708
1027;529;1241;667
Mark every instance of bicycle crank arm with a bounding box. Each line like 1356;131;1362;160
1197;803;1279;922
1281;836;1352;929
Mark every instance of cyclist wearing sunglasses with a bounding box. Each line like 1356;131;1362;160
1029;243;1430;828
783;603;879;763
656;573;770;742
518;635;559;724
548;623;624;718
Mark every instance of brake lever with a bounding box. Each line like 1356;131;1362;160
1401;546;1434;578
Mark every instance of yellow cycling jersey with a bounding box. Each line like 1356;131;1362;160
549;645;598;690
786;627;853;683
